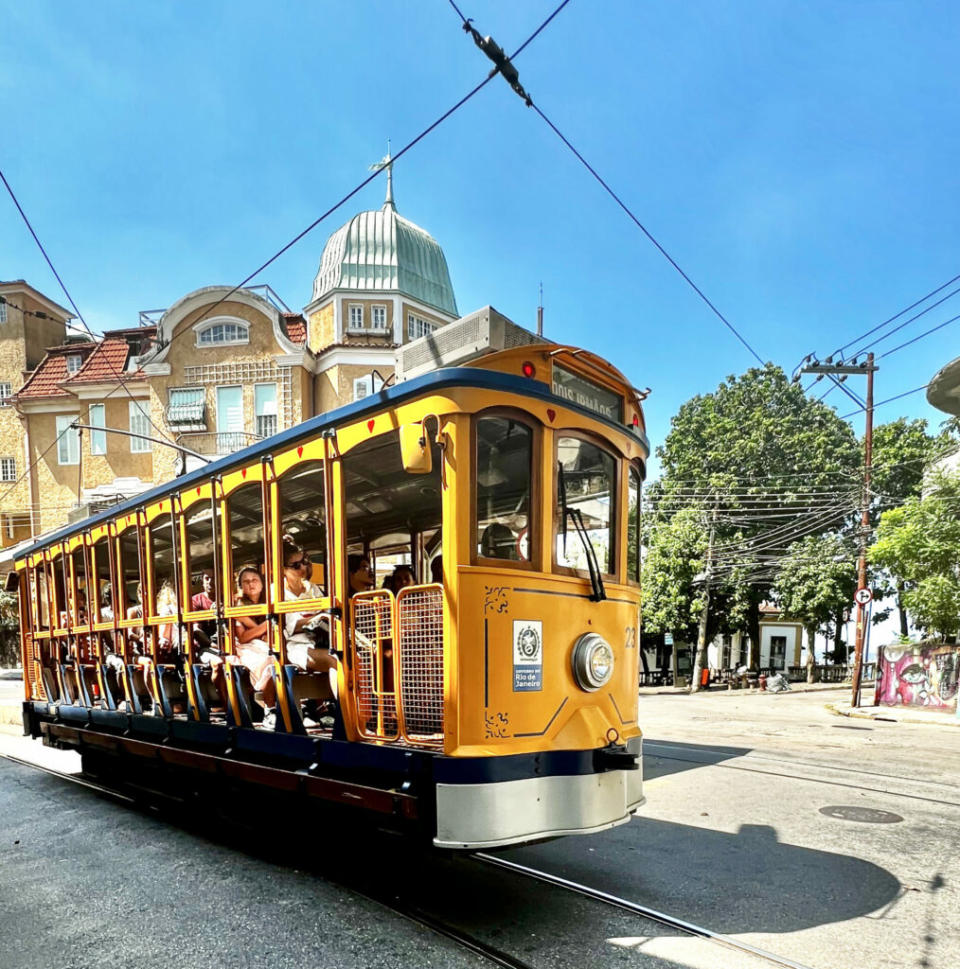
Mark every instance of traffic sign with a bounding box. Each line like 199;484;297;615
854;587;873;606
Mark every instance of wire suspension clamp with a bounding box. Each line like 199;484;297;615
462;20;532;106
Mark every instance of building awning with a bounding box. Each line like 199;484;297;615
166;388;206;427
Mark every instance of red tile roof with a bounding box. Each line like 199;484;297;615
68;338;133;383
282;312;307;346
15;345;96;399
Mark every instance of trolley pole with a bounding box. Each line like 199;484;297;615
796;353;877;706
850;354;875;708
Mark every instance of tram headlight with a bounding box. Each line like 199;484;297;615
571;633;614;692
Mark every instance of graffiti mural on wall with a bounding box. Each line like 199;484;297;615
876;644;960;710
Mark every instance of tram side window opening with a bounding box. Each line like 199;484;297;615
70;546;89;624
278;461;326;589
556;436;616;576
148;513;177;620
342;430;442;585
476;416;533;564
91;537;112;623
627;466;641;584
117;527;142;623
183;500;220;609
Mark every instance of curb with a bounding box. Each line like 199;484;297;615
826;701;960;727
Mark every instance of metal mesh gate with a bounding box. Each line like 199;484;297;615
396;585;444;744
350;590;398;740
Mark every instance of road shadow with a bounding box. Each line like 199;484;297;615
643;737;752;780
502;815;902;936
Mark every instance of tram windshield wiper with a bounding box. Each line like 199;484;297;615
566;507;606;602
558;461;605;601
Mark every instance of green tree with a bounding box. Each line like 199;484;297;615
870;418;953;635
772;534;857;681
870;471;960;641
649;364;860;668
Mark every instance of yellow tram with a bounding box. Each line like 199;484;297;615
15;341;648;848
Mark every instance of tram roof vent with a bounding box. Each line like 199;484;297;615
395;306;549;381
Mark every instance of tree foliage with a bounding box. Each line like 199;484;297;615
772;534;857;677
643;364;860;666
870;472;960;640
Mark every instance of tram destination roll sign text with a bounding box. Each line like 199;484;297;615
552;365;623;422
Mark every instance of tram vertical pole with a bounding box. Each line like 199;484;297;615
850;353;875;708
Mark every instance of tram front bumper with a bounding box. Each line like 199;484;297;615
433;738;643;849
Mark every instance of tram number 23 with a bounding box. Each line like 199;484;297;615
624;626;636;650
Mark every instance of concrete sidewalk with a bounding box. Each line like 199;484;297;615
827;698;960;727
639;681;851;697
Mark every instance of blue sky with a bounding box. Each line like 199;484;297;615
2;0;958;474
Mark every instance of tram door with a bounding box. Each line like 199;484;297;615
342;427;445;743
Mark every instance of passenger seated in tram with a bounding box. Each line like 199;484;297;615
60;589;87;628
233;565;277;723
382;564;414;595
190;568;218;652
430;556;442;585
282;539;338;678
156;579;187;714
126;582;144;650
347;554;375;597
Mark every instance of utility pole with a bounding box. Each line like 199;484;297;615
691;503;717;693
797;352;877;707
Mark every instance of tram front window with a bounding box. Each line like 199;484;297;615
476;416;533;563
555;437;616;576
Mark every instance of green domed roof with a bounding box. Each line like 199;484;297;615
313;181;457;316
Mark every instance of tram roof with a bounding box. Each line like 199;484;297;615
21;364;649;557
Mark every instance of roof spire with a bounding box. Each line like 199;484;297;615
370;140;395;211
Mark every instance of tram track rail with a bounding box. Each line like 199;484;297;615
644;741;960;808
2;748;822;969
472;852;819;969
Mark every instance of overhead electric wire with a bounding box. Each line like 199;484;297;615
0;168;179;448
877;310;960;359
833;271;960;357
446;3;765;367
127;1;570;373
529;101;766;366
839;384;930;420
0;1;570;499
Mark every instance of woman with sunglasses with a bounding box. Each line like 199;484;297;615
282;539;338;689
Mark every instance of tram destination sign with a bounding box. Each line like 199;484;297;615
552;364;623;422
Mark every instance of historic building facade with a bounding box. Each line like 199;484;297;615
0;167;460;557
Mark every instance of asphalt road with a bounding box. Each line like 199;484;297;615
1;690;957;969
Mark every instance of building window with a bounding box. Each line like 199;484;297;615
348;304;364;330
0;383;11;407
129;400;152;453
196;320;250;347
0;457;15;482
770;635;787;670
65;354;83;374
166;387;206;430
353;373;384;401
254;382;277;438
56;415;80;466
371;305;387;330
0;298;7;324
408;314;435;340
89;403;107;455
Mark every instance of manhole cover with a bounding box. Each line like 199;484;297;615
819;805;903;824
